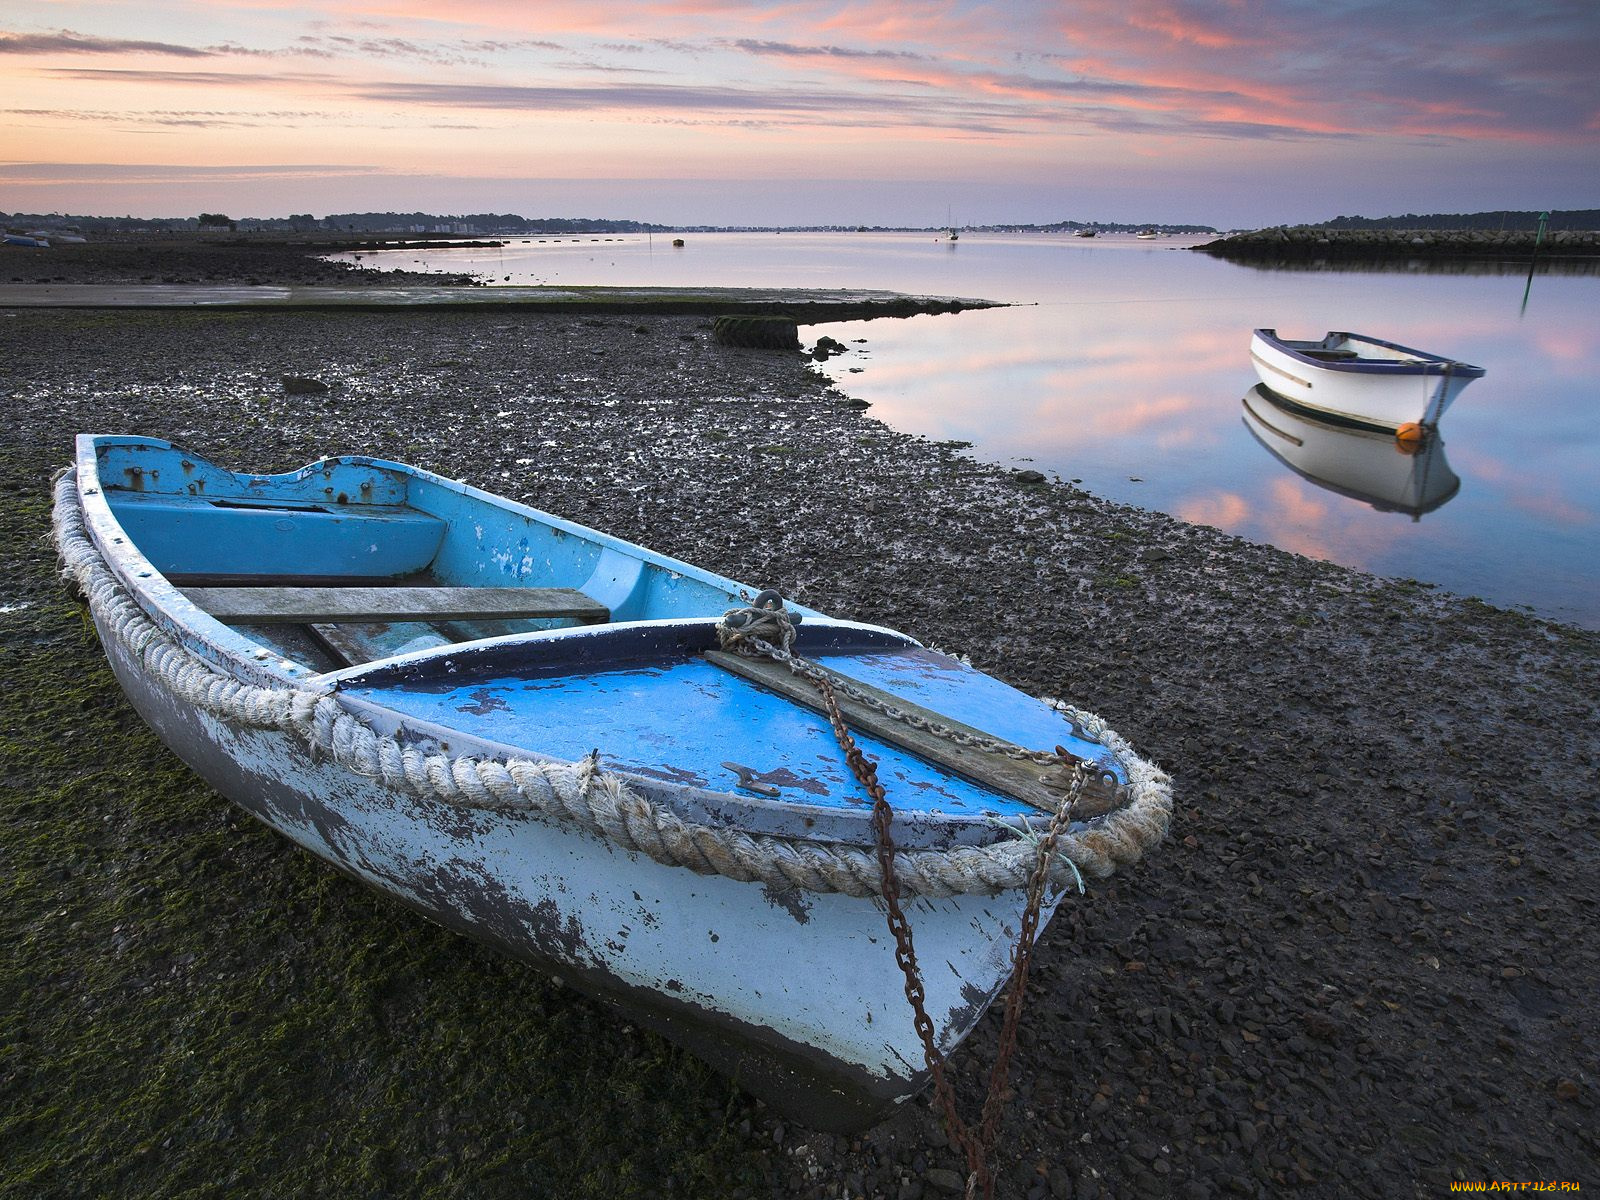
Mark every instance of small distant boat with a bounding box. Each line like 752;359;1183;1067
1074;228;1097;238
1250;329;1486;432
1241;385;1460;519
1135;229;1158;240
55;434;1170;1131
671;237;685;247
944;228;959;241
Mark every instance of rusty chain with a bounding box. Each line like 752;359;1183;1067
719;594;1092;1199
793;651;1090;1200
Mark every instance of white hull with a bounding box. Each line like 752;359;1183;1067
1250;329;1484;431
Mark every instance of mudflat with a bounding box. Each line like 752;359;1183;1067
2;246;1595;1199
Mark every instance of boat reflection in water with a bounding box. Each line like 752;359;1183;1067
1241;384;1461;520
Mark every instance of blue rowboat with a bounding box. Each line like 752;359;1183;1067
54;433;1170;1130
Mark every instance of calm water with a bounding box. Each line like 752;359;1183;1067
343;233;1600;629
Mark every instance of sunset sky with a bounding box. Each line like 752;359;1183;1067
3;0;1596;227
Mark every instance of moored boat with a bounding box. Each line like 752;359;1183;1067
1241;385;1460;519
54;434;1171;1130
1250;328;1485;432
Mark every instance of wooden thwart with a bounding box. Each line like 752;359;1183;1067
182;584;610;626
704;649;1124;816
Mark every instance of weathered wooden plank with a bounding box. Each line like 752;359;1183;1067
308;621;452;668
704;649;1121;816
183;585;609;625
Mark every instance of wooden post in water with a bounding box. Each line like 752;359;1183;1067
1521;210;1550;316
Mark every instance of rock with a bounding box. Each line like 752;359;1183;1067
281;375;328;394
1300;1012;1339;1042
1015;469;1046;485
924;1166;966;1194
712;314;800;350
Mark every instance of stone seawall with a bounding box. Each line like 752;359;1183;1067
1195;226;1600;260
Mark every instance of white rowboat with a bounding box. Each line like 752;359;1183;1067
1250;329;1485;432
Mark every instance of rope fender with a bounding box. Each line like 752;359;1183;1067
51;469;1172;898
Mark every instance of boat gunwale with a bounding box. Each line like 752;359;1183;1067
1252;328;1486;378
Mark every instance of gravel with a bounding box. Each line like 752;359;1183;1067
1;241;1596;1199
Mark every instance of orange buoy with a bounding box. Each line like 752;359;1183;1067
1395;422;1427;453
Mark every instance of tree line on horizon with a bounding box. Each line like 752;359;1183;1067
1315;210;1598;232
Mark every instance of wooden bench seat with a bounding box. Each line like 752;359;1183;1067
182;585;610;626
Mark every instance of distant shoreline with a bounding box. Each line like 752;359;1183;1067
1194;226;1600;261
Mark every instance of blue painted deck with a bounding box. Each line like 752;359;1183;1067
341;643;1114;817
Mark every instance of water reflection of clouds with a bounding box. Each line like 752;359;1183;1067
1177;480;1344;562
1173;472;1479;575
1450;445;1596;529
1175;490;1249;530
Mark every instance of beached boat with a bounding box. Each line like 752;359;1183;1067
1241;385;1460;519
54;434;1170;1131
1250;329;1485;433
3;232;49;248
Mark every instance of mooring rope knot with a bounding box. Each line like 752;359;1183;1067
715;588;800;657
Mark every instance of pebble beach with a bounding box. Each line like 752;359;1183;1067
2;239;1596;1199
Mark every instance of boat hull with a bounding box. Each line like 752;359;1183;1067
93;613;1049;1130
1250;329;1484;431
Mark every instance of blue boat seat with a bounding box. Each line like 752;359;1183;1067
105;494;447;578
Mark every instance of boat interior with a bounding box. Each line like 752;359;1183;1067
1277;334;1362;362
90;436;744;673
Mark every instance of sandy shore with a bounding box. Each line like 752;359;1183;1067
2;251;1596;1199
